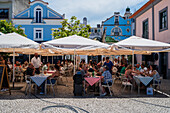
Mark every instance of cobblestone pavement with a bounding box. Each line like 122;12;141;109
0;98;170;113
1;77;170;112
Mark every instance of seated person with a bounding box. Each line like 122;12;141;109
22;61;29;70
40;65;60;94
22;61;29;80
42;62;50;73
125;65;133;83
60;64;65;75
14;61;21;67
136;64;141;71
95;63;103;76
139;64;147;76
79;64;87;77
145;66;151;76
112;66;118;75
0;56;5;64
26;63;35;80
132;67;141;76
101;66;113;96
120;64;126;76
149;65;161;85
7;61;12;72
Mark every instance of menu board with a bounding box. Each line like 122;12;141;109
0;65;11;95
0;66;5;86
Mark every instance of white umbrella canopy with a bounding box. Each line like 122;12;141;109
42;35;110;75
0;33;39;88
0;32;39;48
42;35;109;49
113;36;170;51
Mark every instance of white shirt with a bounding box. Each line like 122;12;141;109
31;57;41;68
42;64;48;71
68;62;73;70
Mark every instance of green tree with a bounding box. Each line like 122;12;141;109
52;16;91;39
0;20;26;36
105;36;118;43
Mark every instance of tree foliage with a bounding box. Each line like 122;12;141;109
105;36;118;43
52;16;91;39
0;20;26;36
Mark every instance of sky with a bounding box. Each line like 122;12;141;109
31;0;150;27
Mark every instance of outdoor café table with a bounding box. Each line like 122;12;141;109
133;75;153;94
47;70;55;74
84;76;101;95
30;74;51;95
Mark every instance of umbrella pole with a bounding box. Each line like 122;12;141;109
47;55;48;62
52;56;53;64
74;49;76;75
29;54;30;63
132;50;134;71
12;48;15;88
78;55;80;69
76;54;77;70
40;55;41;63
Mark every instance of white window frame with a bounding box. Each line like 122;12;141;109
34;6;43;23
111;27;122;36
34;28;43;41
114;16;119;23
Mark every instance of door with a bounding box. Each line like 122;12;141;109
159;52;168;79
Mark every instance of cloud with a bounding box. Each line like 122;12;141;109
32;0;149;27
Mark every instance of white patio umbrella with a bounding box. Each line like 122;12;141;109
113;36;170;51
0;32;39;87
42;35;109;49
42;35;110;74
112;36;170;69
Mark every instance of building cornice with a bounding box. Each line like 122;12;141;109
130;0;161;19
29;0;48;5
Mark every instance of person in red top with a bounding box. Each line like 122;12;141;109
14;61;21;68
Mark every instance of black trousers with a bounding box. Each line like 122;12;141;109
35;68;40;74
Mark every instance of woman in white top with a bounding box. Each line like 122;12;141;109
149;65;160;84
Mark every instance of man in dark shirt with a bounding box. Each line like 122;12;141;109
103;57;113;74
121;55;127;65
26;63;35;77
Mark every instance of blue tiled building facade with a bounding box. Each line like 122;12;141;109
102;8;132;41
13;0;65;42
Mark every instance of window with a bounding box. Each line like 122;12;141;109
0;9;9;19
36;8;42;23
159;7;168;32
34;28;43;41
126;28;130;32
143;19;148;39
91;29;94;33
97;29;100;33
114;16;119;25
127;16;129;19
111;27;122;36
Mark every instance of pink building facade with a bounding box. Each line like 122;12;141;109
131;0;170;79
